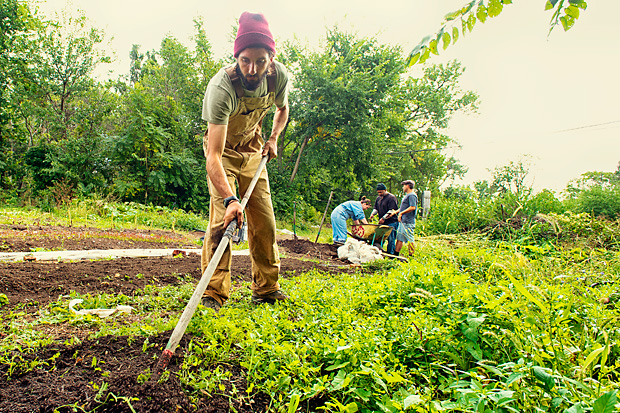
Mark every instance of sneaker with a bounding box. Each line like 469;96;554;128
251;290;290;305
201;295;222;312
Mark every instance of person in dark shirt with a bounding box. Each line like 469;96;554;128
368;183;399;254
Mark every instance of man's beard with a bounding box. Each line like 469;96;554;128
236;65;268;91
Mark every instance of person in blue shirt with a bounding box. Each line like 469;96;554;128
395;180;418;256
330;197;372;245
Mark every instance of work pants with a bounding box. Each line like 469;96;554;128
202;150;280;303
385;221;399;255
330;208;349;243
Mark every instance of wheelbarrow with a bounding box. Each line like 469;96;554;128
349;224;407;262
350;224;393;249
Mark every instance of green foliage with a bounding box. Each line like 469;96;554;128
282;29;405;189
565;166;620;220
2;220;620;410
418;191;486;234
0;293;8;307
275;29;478;214
179;238;620;411
408;0;588;66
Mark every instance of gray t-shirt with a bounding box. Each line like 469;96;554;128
399;192;418;224
202;61;289;125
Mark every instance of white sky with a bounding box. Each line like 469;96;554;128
38;0;620;194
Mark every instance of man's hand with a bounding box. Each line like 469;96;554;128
262;137;278;161
378;218;385;225
223;201;244;229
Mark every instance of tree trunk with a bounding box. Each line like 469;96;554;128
289;134;310;183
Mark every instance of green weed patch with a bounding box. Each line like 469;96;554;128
1;237;619;411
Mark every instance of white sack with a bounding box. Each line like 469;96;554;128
337;238;383;264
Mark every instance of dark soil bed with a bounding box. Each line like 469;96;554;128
0;226;356;412
0;331;269;412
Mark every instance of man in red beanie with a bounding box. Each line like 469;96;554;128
200;12;290;311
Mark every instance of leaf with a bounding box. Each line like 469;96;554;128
560;15;574;31
467;342;483;361
467;312;486;329
331;370;351;391
383;371;407;384
467;13;476;31
545;1;555;11
532;366;555;390
444;10;462;21
565;5;580;19
442;32;451;50
325;361;350;371
581;347;604;375
505;372;525;386
593;390;617;413
404;394;423;409
288;395;301;413
476;5;488;23
429;39;438;55
506;273;548;314
487;0;503;17
343;403;359;413
452;26;459;43
407;52;421;67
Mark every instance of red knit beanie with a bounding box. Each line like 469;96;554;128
234;12;275;57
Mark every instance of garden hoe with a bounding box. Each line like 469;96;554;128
155;155;269;373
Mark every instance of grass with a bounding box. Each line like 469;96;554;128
2;203;620;411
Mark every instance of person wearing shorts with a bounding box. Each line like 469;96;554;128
395;180;417;256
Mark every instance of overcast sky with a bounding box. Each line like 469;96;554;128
39;0;620;194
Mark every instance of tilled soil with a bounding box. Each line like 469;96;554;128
0;224;201;252
0;226;353;412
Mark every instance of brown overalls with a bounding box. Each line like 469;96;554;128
202;63;281;304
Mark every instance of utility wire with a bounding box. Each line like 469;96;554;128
554;120;620;133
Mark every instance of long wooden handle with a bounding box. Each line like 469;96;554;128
160;155;268;359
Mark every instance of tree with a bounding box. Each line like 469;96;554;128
20;9;111;142
263;29;479;217
407;0;588;66
282;29;405;191
0;0;37;194
564;162;620;219
376;61;478;192
108;25;221;211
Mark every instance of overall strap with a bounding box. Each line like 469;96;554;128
266;62;277;94
225;65;245;99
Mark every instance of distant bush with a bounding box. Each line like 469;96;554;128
572;186;620;220
420;188;565;236
419;194;487;234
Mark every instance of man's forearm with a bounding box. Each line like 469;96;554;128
206;156;235;199
269;105;289;141
403;206;416;215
